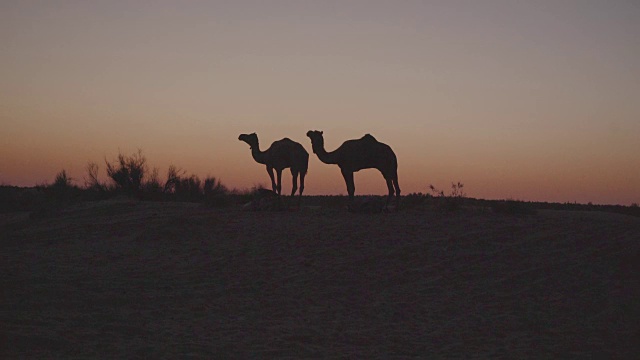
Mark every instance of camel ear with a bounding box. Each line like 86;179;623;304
320;131;323;135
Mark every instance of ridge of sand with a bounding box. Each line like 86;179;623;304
2;201;639;358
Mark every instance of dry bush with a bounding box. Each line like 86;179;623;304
84;162;102;190
43;170;83;202
105;149;147;196
429;182;466;212
203;176;229;207
141;167;165;200
161;165;229;205
52;170;73;189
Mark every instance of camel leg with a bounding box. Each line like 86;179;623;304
299;172;306;196
276;169;283;195
267;166;277;194
290;170;299;197
385;178;394;210
290;170;301;209
393;176;401;209
341;169;355;211
299;171;306;207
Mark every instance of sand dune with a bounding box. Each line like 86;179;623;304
2;199;639;358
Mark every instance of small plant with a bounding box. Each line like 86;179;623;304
429;182;466;212
450;182;466;198
53;170;73;189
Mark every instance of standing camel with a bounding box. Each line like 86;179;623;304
238;133;309;205
306;130;400;210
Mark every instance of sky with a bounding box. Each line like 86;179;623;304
1;0;639;205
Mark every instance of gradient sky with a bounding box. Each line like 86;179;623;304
2;1;639;205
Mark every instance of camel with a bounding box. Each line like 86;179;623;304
306;130;401;211
238;133;309;206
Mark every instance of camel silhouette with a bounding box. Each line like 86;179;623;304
238;133;309;205
306;130;401;210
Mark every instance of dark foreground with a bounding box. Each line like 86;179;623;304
2;199;639;358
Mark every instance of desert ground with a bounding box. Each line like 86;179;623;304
2;198;639;358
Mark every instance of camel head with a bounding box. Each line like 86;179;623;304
306;130;324;153
238;133;259;149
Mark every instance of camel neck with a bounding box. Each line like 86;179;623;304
313;143;340;164
250;144;269;164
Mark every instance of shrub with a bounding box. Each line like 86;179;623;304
141;167;164;200
105;149;147;196
52;170;73;189
174;175;203;201
160;166;230;205
81;161;116;200
203;176;229;207
84;162;103;189
203;176;227;197
163;165;184;194
45;169;81;202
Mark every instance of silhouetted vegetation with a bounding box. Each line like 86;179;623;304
41;170;83;202
0;149;238;213
169;174;229;205
2;150;639;219
429;182;466;212
2;182;640;217
105;149;147;198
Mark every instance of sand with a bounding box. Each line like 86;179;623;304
2;199;639;358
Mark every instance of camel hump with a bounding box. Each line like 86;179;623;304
362;134;378;142
271;138;291;147
274;137;298;146
271;138;309;157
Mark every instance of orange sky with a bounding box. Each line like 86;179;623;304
1;1;639;205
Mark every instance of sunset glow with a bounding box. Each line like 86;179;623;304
2;1;639;205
